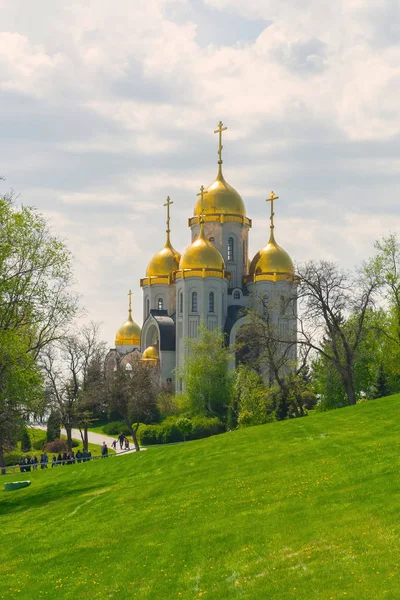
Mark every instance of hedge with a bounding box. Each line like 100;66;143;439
138;416;224;445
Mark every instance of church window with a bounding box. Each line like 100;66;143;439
228;237;234;261
191;291;198;313
209;292;215;313
233;290;240;300
209;237;215;244
146;298;150;316
158;297;164;310
179;292;183;314
280;296;285;316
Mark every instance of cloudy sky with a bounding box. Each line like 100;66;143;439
1;0;400;346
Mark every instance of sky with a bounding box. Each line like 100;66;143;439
1;0;400;346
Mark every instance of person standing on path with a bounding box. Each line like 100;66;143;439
101;441;107;457
118;432;125;450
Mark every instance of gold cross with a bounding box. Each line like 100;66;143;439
163;196;173;235
128;289;133;314
266;191;279;229
214;121;227;164
197;185;208;222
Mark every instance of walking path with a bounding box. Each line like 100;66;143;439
32;425;139;455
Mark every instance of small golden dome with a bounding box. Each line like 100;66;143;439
179;220;225;273
115;314;141;347
146;240;181;278
194;165;246;218
250;230;294;279
142;345;159;361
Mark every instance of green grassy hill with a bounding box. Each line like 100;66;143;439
2;396;400;600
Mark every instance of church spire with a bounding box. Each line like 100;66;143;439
163;196;173;246
265;191;279;241
214;120;227;178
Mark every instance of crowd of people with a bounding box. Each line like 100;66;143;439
19;449;93;472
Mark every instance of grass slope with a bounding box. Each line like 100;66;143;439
2;396;400;599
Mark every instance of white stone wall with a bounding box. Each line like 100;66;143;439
142;282;176;322
175;275;229;381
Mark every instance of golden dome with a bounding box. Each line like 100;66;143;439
250;230;294;280
142;345;159;361
115;313;141;347
194;165;246;218
179;219;225;273
146;239;181;278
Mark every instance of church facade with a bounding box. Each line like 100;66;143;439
106;123;298;390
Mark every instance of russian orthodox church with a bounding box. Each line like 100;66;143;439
105;122;298;390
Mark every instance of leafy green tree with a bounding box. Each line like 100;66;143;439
374;364;390;399
20;428;32;452
176;417;193;441
234;364;275;427
0;188;77;470
177;324;233;421
46;410;61;443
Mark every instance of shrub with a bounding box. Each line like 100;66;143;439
190;416;224;440
103;421;131;436
44;439;68;453
5;451;25;467
137;416;224;445
176;417;193;441
20;428;32;452
46;411;61;442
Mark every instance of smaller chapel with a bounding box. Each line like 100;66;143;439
105;122;298;390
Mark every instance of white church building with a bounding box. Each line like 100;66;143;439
106;123;298;390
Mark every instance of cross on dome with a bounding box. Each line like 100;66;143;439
197;185;208;223
266;191;279;230
214;121;227;165
164;196;173;241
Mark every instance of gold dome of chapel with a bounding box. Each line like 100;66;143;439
142;345;159;361
115;291;141;346
180;189;225;275
194;121;246;219
146;197;181;278
249;191;294;281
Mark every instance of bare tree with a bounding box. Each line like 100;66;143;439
297;260;378;405
40;322;106;450
107;359;160;452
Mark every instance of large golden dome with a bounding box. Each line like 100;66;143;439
249;230;295;281
194;165;246;218
115;313;141;347
179;220;225;273
146;240;181;278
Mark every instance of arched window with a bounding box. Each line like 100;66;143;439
233;290;240;300
191;291;198;313
280;296;285;316
146;298;150;316
209;291;215;313
179;292;183;314
158;297;164;310
209;237;215;244
228;237;234;261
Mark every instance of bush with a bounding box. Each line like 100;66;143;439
5;451;25;467
190;416;224;440
103;421;131;436
20;428;32;452
45;439;67;453
138;416;224;445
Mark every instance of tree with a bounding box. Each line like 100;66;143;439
234;364;275;427
20;428;32;452
46;410;61;443
176;417;193;441
177;324;233;421
297;260;378;405
0;188;77;470
107;360;160;451
41;323;106;450
374;363;390;399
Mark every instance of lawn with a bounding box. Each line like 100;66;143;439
1;396;400;599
